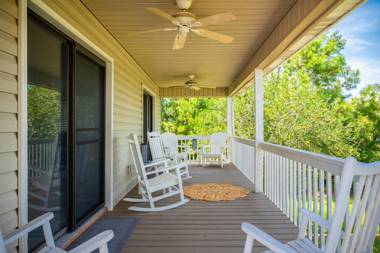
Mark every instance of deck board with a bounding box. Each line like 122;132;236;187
107;164;298;253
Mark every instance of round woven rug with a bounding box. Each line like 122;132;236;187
184;183;250;201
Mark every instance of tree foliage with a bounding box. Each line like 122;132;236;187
161;98;226;135
234;33;379;162
28;85;61;140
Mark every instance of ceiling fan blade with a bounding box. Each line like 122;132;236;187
191;28;234;43
128;27;177;35
192;12;236;27
146;7;179;25
172;32;187;50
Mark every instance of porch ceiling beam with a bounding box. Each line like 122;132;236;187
228;0;364;95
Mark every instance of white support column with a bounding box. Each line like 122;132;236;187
227;96;234;162
254;69;264;192
18;0;28;252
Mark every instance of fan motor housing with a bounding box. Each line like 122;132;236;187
173;11;196;26
176;0;193;10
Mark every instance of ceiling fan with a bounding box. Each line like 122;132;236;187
169;75;216;90
130;0;236;50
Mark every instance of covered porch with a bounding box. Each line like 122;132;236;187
0;0;378;252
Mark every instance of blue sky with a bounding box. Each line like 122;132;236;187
330;0;380;96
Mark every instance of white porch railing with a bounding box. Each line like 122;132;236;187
177;135;208;162
232;136;380;249
260;141;345;248
28;139;57;178
177;135;229;163
231;137;255;182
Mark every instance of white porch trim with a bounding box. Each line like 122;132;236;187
227;96;234;161
254;69;264;192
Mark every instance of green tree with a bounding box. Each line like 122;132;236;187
161;97;226;135
289;32;360;103
234;32;379;162
346;84;380;162
28;85;61;140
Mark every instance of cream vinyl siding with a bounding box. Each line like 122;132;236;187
0;0;19;239
40;0;161;206
0;0;18;238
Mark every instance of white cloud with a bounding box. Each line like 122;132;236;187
348;57;380;96
343;34;373;52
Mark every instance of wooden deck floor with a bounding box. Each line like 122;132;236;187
106;163;298;253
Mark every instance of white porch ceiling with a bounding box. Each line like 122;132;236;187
81;0;297;88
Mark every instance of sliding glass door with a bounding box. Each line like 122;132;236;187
27;12;105;248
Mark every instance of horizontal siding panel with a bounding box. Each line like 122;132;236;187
0;0;18;18
0;152;17;174
0;10;17;37
0;31;17;56
0;209;18;235
0;92;17;113
0;113;17;132
0;133;17;153
0;50;17;75
0;171;17;196
0;70;17;94
0;190;18;216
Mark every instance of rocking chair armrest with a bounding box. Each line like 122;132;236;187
68;230;114;253
145;164;181;175
300;208;330;229
4;212;54;246
241;223;295;253
144;159;170;169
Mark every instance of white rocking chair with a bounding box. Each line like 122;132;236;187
0;212;113;253
201;132;228;168
123;133;189;212
241;157;380;253
148;131;191;180
161;133;189;163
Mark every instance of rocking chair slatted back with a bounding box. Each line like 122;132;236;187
161;133;179;157
325;158;380;253
210;132;228;154
148;132;166;161
128;134;147;182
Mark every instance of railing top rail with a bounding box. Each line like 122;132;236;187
232;136;256;147
176;135;209;141
354;160;380;175
260;142;345;175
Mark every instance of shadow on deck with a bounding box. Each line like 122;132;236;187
106;163;298;253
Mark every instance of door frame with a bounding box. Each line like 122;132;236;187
19;1;114;250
